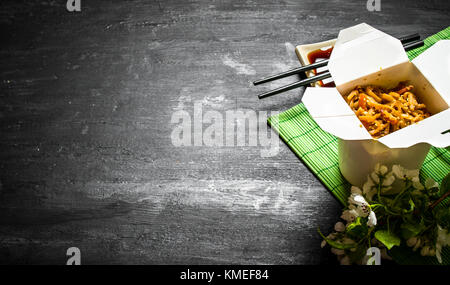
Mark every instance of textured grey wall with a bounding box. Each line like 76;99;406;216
0;0;449;264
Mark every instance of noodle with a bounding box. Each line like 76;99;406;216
343;83;431;138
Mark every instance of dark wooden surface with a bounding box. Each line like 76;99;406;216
0;0;449;265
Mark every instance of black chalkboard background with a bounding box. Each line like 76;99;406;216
0;0;449;265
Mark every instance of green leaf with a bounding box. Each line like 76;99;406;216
346;217;368;239
440;173;450;196
402;199;415;214
317;228;356;250
400;220;425;239
375;230;401;250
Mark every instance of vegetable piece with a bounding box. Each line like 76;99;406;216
359;93;367;110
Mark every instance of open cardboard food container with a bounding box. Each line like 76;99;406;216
302;23;450;187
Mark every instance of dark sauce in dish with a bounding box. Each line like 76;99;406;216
307;47;335;87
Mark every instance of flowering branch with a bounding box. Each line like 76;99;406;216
319;164;450;265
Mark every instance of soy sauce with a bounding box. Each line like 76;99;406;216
307;47;335;87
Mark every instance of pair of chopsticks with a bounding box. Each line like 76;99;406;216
254;33;423;99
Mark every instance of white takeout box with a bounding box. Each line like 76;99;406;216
302;23;450;187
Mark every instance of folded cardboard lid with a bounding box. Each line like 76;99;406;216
302;88;372;140
412;40;450;105
328;23;408;87
378;109;450;148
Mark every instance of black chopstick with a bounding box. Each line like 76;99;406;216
257;39;424;99
253;33;420;86
253;60;329;85
258;72;331;99
398;33;420;44
402;39;425;51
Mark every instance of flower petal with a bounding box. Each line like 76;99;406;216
351;186;362;195
334;222;345;232
367;211;377;227
425;178;438;189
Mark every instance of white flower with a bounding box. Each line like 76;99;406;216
334;222;345;232
382;173;395;187
331;248;345;256
392;165;405;179
374;163;381;173
341;209;358;223
348;194;371;217
368;163;389;184
327;233;337;240
362;177;374;192
349;193;366;205
373;163;388;175
405;169;420;179
421;246;432;256
412;177;424;190
362;178;377;201
345;193;377;230
380;165;388;175
370;172;380;183
342;237;355;245
436;225;450;244
429;247;436;256
367;211;377;227
436;225;450;264
425;178;438;189
406;237;418;247
412;238;421;252
436;244;443;263
351;186;362;195
321;240;327;248
339;255;351;265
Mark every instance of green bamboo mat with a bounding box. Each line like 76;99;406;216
268;27;450;265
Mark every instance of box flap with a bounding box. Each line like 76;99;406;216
378;109;450;148
412;40;450;105
302;87;373;140
328;23;409;86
